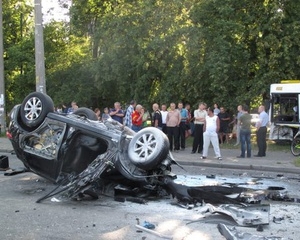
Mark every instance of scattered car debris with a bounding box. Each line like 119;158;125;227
186;203;270;227
114;196;147;204
4;167;28;176
0;155;9;170
214;204;270;226
273;216;284;224
135;224;172;240
142;221;155;229
206;174;216;179
256;224;264;232
163;177;245;205
217;223;282;240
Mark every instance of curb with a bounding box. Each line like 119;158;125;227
176;160;300;174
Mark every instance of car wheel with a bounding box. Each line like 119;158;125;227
20;92;54;128
73;107;98;121
128;127;169;170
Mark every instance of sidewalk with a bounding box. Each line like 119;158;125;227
172;147;300;174
1;137;299;174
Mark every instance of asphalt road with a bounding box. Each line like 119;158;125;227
1;152;300;240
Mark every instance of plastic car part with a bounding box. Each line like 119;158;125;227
135;225;172;240
73;107;98;121
20;92;54;128
128;127;169;170
212;204;270;226
163;177;243;205
0;155;9;169
187;203;270;227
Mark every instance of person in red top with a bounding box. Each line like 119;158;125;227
131;104;144;132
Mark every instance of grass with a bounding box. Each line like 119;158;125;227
294;158;300;167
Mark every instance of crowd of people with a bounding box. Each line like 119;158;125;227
56;100;269;160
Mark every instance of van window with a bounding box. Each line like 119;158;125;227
271;94;297;122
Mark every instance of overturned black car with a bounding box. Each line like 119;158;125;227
7;92;269;210
7;92;182;202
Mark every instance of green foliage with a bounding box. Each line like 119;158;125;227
3;0;35;109
3;0;300;114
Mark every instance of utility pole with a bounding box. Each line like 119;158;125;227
0;0;6;134
34;0;46;93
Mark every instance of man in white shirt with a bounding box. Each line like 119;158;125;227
201;107;222;160
191;102;207;154
254;105;269;157
161;104;168;134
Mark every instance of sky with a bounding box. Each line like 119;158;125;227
41;0;70;23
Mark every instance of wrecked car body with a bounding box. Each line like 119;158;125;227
7;92;281;229
7;92;180;202
6;92;248;205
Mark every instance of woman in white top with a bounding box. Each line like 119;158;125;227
201;107;222;160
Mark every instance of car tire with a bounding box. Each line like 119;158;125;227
20;92;54;128
73;107;98;121
128;127;169;170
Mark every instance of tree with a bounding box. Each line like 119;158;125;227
4;0;300;114
4;0;35;108
188;0;300;110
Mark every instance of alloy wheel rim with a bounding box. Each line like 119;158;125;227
24;97;42;121
133;133;157;160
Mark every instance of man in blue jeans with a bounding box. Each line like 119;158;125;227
177;102;188;150
237;105;252;158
